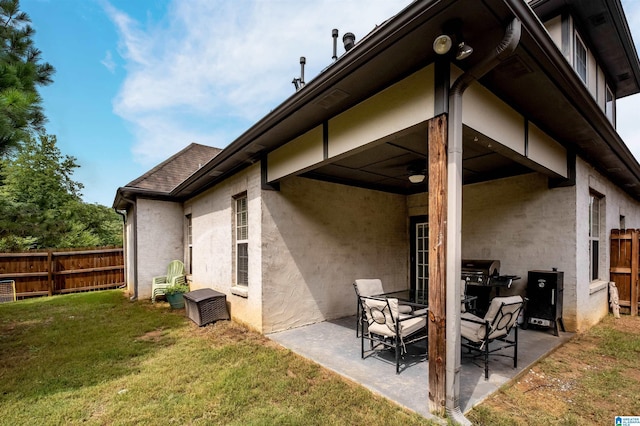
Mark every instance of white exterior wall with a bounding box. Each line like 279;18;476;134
543;13;611;116
261;177;408;333
462;173;579;328
463;164;640;331
184;164;263;331
136;199;184;299
575;158;640;329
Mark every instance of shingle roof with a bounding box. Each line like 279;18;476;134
125;143;222;194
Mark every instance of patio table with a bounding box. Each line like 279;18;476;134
376;289;478;312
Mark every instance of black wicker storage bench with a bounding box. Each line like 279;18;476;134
183;288;229;326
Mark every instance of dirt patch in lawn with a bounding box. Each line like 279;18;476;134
468;315;640;426
136;329;166;342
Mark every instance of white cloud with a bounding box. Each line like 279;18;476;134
101;50;116;73
103;0;412;166
106;0;640;166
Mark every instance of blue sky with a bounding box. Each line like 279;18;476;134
22;0;640;206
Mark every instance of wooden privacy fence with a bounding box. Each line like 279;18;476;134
0;247;124;299
610;229;639;316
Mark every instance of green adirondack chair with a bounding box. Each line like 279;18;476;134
151;260;186;303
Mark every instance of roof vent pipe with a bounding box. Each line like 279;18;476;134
292;56;306;91
343;32;355;51
332;29;339;61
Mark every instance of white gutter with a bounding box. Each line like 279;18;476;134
445;17;522;425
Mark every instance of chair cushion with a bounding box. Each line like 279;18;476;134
399;316;427;337
462;296;523;341
484;295;523;323
461;312;485;342
398;304;413;314
363;297;398;336
486;295;523;340
412;308;428;316
365;297;426;338
354;279;384;297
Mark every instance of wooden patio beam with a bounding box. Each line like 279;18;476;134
428;113;447;415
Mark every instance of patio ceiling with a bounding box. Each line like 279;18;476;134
302;123;534;195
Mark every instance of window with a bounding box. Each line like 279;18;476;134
186;214;193;274
589;193;602;281
235;194;248;286
606;86;615;124
574;34;587;84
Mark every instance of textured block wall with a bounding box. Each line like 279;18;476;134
261;177;408;333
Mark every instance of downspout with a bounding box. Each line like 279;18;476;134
115;196;138;301
445;17;521;425
115;208;127;291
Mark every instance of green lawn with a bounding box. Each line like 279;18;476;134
467;314;640;425
0;290;434;425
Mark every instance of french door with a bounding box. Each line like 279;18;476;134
410;215;428;303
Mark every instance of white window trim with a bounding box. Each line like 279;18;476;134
234;193;249;288
186;214;193;275
574;32;588;84
605;85;615;125
589;192;603;282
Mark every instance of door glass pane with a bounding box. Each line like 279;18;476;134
415;222;428;303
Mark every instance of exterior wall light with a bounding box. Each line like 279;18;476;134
434;19;473;60
433;34;453;55
456;42;474;60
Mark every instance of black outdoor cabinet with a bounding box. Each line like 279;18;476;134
523;270;565;336
183;288;230;327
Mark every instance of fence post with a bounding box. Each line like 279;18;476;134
633;230;639;316
48;250;54;297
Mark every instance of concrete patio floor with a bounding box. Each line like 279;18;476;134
268;316;573;421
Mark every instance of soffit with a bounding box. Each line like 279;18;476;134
529;0;640;97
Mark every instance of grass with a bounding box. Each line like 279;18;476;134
0;290;434;425
5;290;638;425
467;314;640;425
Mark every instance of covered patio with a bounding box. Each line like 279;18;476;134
269;316;572;420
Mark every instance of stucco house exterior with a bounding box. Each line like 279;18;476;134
114;0;640;417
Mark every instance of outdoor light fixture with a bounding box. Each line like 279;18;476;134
455;41;474;60
409;173;426;184
433;19;473;60
433;34;453;55
407;161;426;184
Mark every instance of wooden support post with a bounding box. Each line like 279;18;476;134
428;114;447;415
632;229;638;316
48;250;53;297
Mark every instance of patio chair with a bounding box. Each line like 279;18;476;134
151;260;186;303
460;295;524;380
353;279;412;337
359;295;428;374
461;280;478;314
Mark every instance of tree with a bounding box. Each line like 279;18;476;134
0;0;54;155
0;133;122;250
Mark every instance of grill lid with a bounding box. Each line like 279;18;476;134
461;259;500;276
